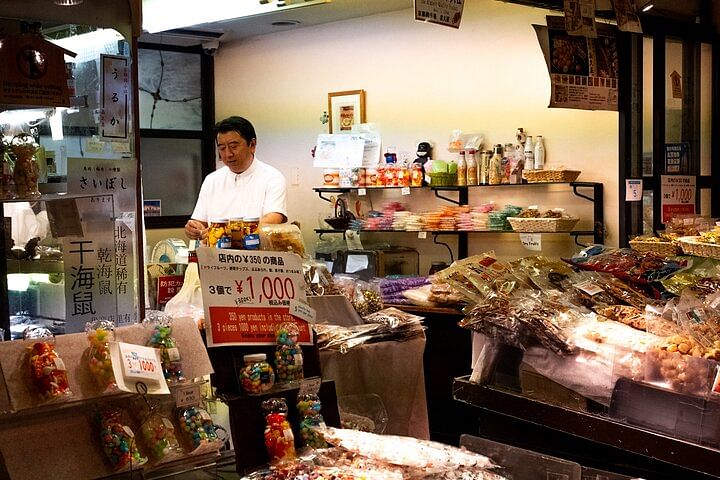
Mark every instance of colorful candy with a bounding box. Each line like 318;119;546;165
97;406;147;471
147;319;185;384
86;321;117;394
274;323;304;385
240;353;275;394
297;394;328;449
26;328;72;402
262;398;296;463
177;406;219;452
140;411;182;463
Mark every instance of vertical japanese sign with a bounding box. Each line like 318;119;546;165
67;158;138;327
661;175;696;224
414;0;464;29
196;248;316;347
665;142;689;174
100;54;129;140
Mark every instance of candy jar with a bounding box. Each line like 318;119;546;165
86;320;117;394
25;327;72;402
96;405;147;471
239;353;275;394
10;134;40;199
262;397;296;463
135;401;183;464
145;314;185;384
296;393;328;449
274;323;304;385
177;405;220;453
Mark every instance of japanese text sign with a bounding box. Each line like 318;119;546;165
661;175;696;224
196;247;316;347
101;54;129;140
414;0;464;29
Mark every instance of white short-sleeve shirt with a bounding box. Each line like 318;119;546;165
191;157;287;222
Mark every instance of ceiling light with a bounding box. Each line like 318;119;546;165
271;20;301;26
640;1;654;12
53;0;84;6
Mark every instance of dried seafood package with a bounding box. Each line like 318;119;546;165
564;247;686;284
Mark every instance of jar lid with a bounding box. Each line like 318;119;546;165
228;217;243;222
209;218;228;224
244;353;266;362
245;217;260;222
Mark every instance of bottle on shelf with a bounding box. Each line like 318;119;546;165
524;136;534;171
534;135;545;170
488;144;503;185
457;150;467;186
466;148;478;186
479;150;491;185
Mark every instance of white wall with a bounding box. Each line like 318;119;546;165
212;0;619;271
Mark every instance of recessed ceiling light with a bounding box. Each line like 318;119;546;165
271;20;301;26
53;0;84;5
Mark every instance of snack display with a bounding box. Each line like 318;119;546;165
262;397;296;463
240;353;275;394
259;223;306;257
146;315;186;384
274;323;304;384
596;305;646;330
25;327;72;402
352;281;383;316
139;409;183;463
296;393;328;448
96;406;147;471
177;405;220;453
86;320;117;394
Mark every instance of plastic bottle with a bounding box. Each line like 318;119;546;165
466;149;478;186
488;144;503;185
456;150;467;186
534;135;545;170
524;136;534;171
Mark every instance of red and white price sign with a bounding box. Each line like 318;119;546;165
109;342;169;394
661;175;696;224
196;248;316;347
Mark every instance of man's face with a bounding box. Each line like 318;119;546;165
217;131;256;173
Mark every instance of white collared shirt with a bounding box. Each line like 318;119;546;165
191;156;287;222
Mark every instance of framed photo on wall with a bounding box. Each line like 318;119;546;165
328;89;366;133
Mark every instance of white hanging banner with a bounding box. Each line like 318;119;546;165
520;233;542;251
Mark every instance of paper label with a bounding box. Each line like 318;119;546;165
520;233;542;251
119;342;163;383
358;188;367;196
625;179;642;201
575;280;604;296
53;357;66;371
418;231;427;239
175;384;202;408
162;417;174;429
123;426;135;438
298;377;322;397
166;347;181;362
294;353;304;366
199;410;212;421
401;187;411;195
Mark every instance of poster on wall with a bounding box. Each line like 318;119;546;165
534;16;619;111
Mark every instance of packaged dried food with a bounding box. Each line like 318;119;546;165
259;223;306;257
564;247;686;284
352;280;383;316
596;305;646;331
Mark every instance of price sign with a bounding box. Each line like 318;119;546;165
197;248;316;347
175;383;203;408
660;175;695;224
401;187;411;195
519;233;542;251
625;179;642;202
358;188;367;196
109;342;169;394
418;231;427;239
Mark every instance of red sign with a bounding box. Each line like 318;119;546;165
157;275;185;306
207;306;311;345
662;205;695;224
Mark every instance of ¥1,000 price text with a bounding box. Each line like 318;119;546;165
208;276;296;303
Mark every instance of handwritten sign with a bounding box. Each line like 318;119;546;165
174;383;203;408
100;54;129;140
415;0;464;29
661;175;695;224
520;233;542;251
197;248;316;347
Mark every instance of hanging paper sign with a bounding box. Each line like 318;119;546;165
414;0;464;29
625;179;642;202
661;175;696;224
670;71;682;99
197;248;316;347
520;233;542;251
100;54;129;140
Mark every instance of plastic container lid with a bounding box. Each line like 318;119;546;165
245;217;260;222
209;218;228;224
244;353;267;363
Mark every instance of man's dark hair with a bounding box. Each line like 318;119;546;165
214;116;256;144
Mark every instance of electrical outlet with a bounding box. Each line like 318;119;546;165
291;167;301;186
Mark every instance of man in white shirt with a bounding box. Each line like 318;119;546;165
184;116;287;241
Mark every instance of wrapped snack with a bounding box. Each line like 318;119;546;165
596;305;646;331
177;405;220;453
352;280;383;316
134;400;183;464
25;327;72;402
145;313;186;384
363;307;424;329
262;398;296;463
9;134;40;199
86;320;117;394
240;353;275;394
259;223;306;257
274;323;304;384
564;247;686;284
96;405;147;471
296;393;328;449
332;274;358;302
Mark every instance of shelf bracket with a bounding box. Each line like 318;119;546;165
433;234;455;263
570;232;588;248
317;191;334;203
434;189;461;206
571;182;604;244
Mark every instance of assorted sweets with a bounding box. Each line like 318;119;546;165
262;397;296;464
240;353;276;394
86;320;117;394
177;405;221;453
145;314;186;384
25;327;72;402
274;323;304;384
296;393;328;449
96;405;147;471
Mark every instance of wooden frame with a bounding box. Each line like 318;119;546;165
328;89;365;133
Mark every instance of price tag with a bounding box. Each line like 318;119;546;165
519;233;542;251
418;231;427;239
401;187;411;195
298;377;322;397
175;383;203;408
625;179;642;202
118;342;164;383
576;280;604;296
358;188;367;196
86;137;105;153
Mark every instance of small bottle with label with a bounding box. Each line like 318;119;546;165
228;218;245;249
456;150;467;186
488;144;503;185
466;149;478;186
479;150;491;184
243;217;261;250
524;136;535;171
534;135;545;170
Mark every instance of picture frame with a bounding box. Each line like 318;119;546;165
328;89;366;133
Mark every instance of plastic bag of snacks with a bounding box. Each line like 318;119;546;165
262;397;296;464
86;320;117;394
25;327;72;403
352;280;383;316
296;393;328;449
274;323;304;385
96;405;147;471
177;405;221;454
259;223;306;257
144;312;186;384
134;400;183;464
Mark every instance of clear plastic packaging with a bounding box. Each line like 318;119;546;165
177;405;220;453
240;353;275;394
262;397;296;463
352;280;383;316
133;399;183;464
296;393;328;448
259;223;306;257
274;323;304;384
10;134;40;199
96;405;147;471
145;312;186;384
85;320;117;394
25;327;72;402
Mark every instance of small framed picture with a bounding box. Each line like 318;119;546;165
144;199;162;216
328;89;366;133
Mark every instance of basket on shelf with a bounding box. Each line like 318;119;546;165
430;172;457;187
677;236;720;259
629;238;682;257
507;216;579;232
523;169;581;183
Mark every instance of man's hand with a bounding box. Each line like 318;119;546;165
260;212;287;224
185;219;208;240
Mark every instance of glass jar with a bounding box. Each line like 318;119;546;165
206;219;228;247
262;398;296;463
243;217;261;250
239;353;275;394
274;323;304;385
85;320;117;394
10;135;40;199
228;218;245;249
296;393;328;448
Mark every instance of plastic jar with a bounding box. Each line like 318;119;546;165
262;398;296;463
240;353;275;394
146;315;186;384
243;217;261;250
274;323;304;385
206;219;228;247
97;406;147;471
228;218;245;249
